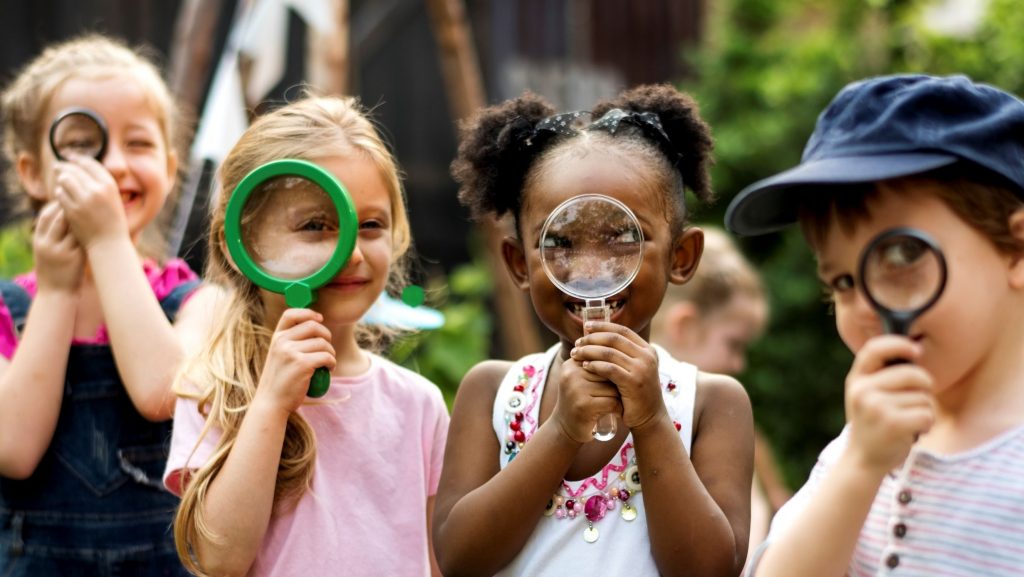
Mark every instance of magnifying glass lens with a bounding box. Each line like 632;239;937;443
862;234;944;312
241;175;340;280
540;196;643;300
51;112;105;160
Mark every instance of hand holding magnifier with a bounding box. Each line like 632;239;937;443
540;194;644;441
224;159;357;398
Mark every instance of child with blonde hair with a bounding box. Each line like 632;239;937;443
165;96;449;577
0;34;212;575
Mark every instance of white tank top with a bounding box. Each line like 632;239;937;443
491;343;698;577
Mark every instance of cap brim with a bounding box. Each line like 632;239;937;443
361;293;445;330
725;153;959;236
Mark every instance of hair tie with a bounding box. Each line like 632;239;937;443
588;108;681;167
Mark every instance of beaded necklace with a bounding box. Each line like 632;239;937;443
501;358;684;543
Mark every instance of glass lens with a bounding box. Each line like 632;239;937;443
540;195;644;300
51;112;105;160
862;234;944;312
240;175;339;280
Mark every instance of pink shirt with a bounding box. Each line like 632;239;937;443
164;353;450;577
0;258;197;359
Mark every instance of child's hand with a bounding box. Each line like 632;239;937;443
33;201;85;294
254;309;336;414
571;321;666;432
52;157;129;249
555;356;623;444
844;335;935;474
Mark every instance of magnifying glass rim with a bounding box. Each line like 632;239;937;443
49;107;108;162
857;226;948;322
224;158;358;297
538;193;645;301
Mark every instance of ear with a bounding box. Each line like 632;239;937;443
15;152;47;203
166;148;179;189
1007;208;1024;289
500;235;530;291
662;301;703;349
668;227;704;285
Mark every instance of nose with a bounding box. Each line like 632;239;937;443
344;241;365;270
102;140;128;176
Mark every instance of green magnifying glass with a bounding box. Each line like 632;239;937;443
225;159;357;397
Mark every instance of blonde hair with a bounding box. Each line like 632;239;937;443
173;95;411;575
662;226;764;315
0;33;183;259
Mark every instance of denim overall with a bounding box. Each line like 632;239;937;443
0;280;197;577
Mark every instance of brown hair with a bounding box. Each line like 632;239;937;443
798;165;1024;256
173;95;411;576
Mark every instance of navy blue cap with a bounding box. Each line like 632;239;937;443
725;74;1024;236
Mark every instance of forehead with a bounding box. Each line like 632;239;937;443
47;73;163;128
523;147;665;226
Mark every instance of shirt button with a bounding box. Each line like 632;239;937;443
893;523;907;538
898;490;912;504
886;553;900;569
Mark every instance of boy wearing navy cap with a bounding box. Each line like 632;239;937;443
727;74;1024;576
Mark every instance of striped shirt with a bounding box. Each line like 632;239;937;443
750;424;1024;577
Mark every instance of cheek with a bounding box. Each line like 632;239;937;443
833;304;865;353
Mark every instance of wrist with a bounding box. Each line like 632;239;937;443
628;408;672;440
837;444;893;482
248;395;294;426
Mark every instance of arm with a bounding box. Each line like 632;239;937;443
54;158;184;421
432;358;621;577
189;309;336;576
634;376;753;577
0;203;83;478
752;336;933;577
574;322;754;577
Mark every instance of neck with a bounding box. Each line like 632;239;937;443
330;322;371;377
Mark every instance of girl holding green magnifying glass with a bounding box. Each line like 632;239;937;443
165;96;449;577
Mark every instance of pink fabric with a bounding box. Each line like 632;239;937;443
164;353;449;577
0;258;198;355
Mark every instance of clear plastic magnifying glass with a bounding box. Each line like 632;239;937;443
225;159;357;398
49;107;108;161
539;194;644;441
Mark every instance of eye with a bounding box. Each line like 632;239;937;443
541;235;571;249
831;274;855;293
612;228;640;243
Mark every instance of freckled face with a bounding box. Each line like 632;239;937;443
517;149;684;345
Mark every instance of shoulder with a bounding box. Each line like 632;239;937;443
693;371;753;432
372;354;448;407
447;359;515;417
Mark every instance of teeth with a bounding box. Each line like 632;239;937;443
568;301;623;315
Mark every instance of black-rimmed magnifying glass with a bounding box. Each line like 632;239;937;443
858;227;947;339
858;227;946;480
539;193;644;442
49;107;108;161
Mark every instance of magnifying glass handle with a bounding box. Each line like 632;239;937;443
583;304;617;441
308;367;331;398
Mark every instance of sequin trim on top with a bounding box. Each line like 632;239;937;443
501;361;686;543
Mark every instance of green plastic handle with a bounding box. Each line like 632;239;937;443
308;367;331;398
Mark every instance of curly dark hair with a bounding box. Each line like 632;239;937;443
452;83;714;232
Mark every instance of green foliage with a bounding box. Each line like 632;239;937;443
389;258;493;406
0;223;33;278
683;0;1021;488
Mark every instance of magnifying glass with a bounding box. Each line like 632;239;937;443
858;227;947;338
224;159;358;398
49;107;108;161
539;194;644;441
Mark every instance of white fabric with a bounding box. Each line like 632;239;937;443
491;343;698;577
